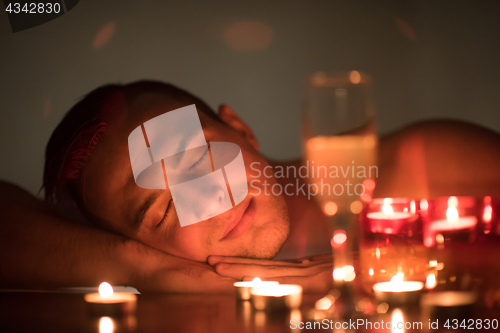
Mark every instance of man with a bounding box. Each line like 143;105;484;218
1;81;500;293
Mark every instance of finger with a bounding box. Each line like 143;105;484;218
208;255;331;267
209;256;275;266
298;254;333;262
209;256;307;267
215;262;333;280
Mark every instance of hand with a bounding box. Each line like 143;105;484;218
207;254;334;293
126;241;237;294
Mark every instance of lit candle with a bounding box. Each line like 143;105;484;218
250;284;303;311
372;273;424;304
430;205;477;232
234;277;279;301
425;204;477;247
84;282;137;316
366;203;412;234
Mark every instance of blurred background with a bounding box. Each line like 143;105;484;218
0;0;499;195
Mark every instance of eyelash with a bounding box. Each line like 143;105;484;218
157;199;172;228
159;145;210;227
189;146;210;171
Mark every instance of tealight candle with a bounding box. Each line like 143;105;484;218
425;205;477;247
84;282;137;317
429;206;477;232
366;203;412;234
250;284;303;311
233;277;279;301
372;273;424;304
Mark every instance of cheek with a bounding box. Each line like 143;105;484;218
166;225;214;260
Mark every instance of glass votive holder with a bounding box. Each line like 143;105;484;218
422;196;482;292
358;198;428;294
422;196;480;248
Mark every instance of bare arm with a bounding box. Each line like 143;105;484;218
0;181;235;293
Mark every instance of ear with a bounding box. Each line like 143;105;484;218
218;105;259;151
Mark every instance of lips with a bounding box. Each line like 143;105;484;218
220;197;256;241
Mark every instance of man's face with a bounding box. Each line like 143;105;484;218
82;92;290;261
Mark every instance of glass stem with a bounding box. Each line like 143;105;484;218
328;211;358;281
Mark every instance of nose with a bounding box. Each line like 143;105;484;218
195;187;230;220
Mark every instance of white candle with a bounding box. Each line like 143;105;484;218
84;282;136;316
424;206;477;247
233;277;279;300
429;206;477;232
367;203;412;220
373;273;423;304
367;211;412;220
366;203;412;234
250;284;303;311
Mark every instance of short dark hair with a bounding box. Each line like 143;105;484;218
43;80;218;203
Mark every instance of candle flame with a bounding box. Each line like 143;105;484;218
382;204;393;215
99;282;114;298
389;273;404;292
252;277;262;283
446;206;459;223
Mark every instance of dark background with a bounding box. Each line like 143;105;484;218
1;0;499;195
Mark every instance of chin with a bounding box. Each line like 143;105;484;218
238;211;291;259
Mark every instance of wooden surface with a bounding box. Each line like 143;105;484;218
0;290;499;333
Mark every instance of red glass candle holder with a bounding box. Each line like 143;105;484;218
359;198;427;293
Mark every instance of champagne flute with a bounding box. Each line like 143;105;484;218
302;71;378;295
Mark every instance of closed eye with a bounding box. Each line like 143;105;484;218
188;145;209;171
157;199;172;228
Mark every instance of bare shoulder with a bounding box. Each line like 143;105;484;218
375;119;500;198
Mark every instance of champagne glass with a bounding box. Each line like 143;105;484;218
302;71;378;297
